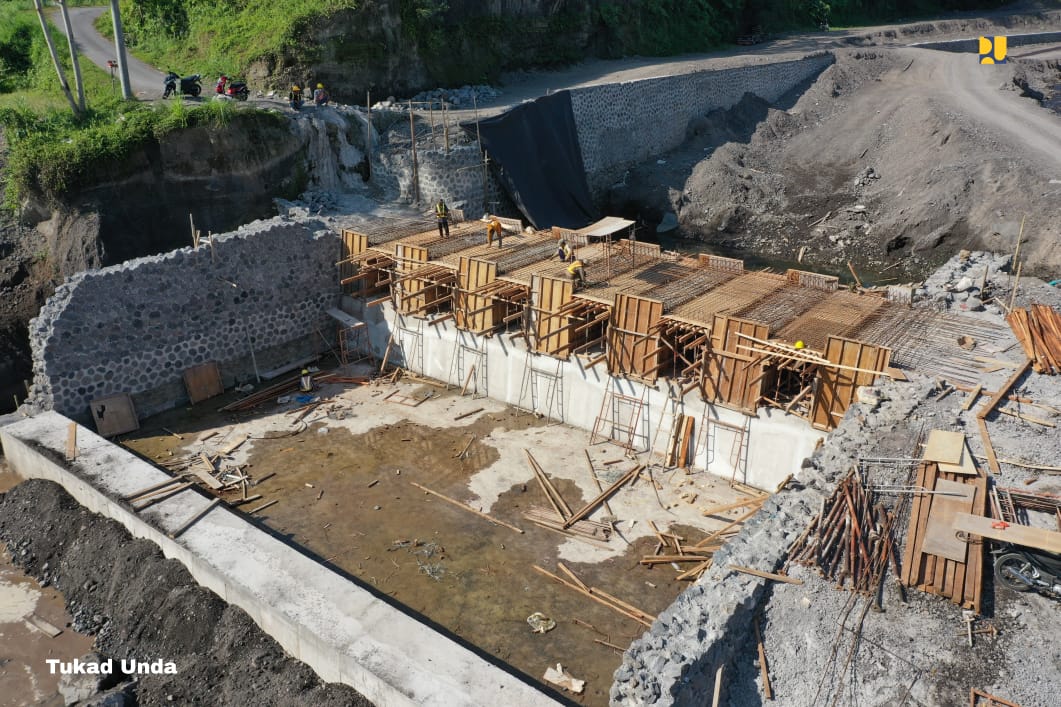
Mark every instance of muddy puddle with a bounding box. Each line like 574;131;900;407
120;378;754;705
0;470;95;707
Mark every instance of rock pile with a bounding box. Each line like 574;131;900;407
373;85;502;110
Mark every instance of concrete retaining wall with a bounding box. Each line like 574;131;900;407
346;297;824;492
568;53;835;194
25;220;340;421
0;412;553;707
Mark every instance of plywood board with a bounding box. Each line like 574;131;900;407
394;244;432;315
532;275;574;358
456;257;497;332
953;512;1061;554
703;315;769;412
607;294;664;379
89;393;139;437
923;430;966;465
938;441;977;476
921;479;976;561
340;230;368;294
182;361;223;404
810;336;891;431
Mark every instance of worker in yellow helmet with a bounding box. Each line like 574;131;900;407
313;82;329;106
567;258;587;289
288;85;303;110
299;368;313;392
486;216;503;247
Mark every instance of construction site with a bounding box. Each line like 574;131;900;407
3;8;1061;707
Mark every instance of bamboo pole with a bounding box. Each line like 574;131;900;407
410;481;524;533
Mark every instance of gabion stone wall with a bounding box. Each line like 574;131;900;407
376;144;507;216
25;219;339;421
610;379;929;706
569;53;835;194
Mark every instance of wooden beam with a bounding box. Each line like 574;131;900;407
410;481;524;533
754;617;773;701
562;465;641;528
65;422;77;461
953;512;1061;553
727;564;803;584
976;359;1031;420
977;417;1001;475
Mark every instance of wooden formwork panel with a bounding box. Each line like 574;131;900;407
786;269;839;291
810;336;891;431
703;315;769;412
340;230;369;294
456;257;498;332
607;294;664;380
532;275;575;358
395;244;432;315
698;253;744;274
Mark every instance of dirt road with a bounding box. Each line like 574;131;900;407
56;6;160;99
943;48;1061;174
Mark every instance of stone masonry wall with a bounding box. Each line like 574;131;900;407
25;220;339;421
376;144;508;217
569;53;835;195
611;378;929;705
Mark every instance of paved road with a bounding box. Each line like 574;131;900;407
56;6;162;99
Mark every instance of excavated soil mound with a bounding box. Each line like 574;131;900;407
0;479;372;706
645;47;1061;281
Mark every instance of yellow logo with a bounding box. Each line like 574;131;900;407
979;36;1007;64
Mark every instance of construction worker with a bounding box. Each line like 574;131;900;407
289;85;303;110
435;199;450;238
567;258;586;288
313;83;329;106
555;239;573;262
486;216;503;247
299;368;313;393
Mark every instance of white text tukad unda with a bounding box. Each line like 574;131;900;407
46;658;177;675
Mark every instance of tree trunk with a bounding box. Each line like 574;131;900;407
109;0;133;100
57;0;86;111
32;0;80;115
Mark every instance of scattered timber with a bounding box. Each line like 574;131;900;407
410;481;524;534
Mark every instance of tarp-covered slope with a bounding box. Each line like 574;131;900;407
464;91;597;230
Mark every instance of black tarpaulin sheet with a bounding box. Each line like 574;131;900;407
463;90;597;230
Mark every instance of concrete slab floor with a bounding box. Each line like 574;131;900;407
120;364;768;705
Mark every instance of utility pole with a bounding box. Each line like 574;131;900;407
32;0;79;115
57;0;86;111
109;0;133;99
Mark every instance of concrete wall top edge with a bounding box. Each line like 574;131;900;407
0;411;554;707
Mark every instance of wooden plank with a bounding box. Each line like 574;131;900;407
65;422;77;461
410;481;524;534
89;393;139;437
976;418;1001;475
563;465;641;528
24;613;63;637
727;565;803;584
923;430;966;465
921;479;976;561
953;512;1061;554
938;441;977;476
754;617;773;701
976;358;1032;419
182;361;224;404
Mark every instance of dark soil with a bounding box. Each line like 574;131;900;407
0;479;372;706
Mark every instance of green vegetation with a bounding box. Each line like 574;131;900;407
116;0;359;78
0;1;283;207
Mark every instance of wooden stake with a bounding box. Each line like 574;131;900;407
563;465;641;528
460;364;476;396
728;565;803;584
65;422;77;461
453;408;483;421
1007;259;1023;311
847;261;863;289
712;664;724;707
247;499;278;514
410;481;524;533
754;617;773;700
584;450;613;516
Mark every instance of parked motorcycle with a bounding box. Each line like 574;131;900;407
216;75;249;101
163;72;202;98
993;544;1061;599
